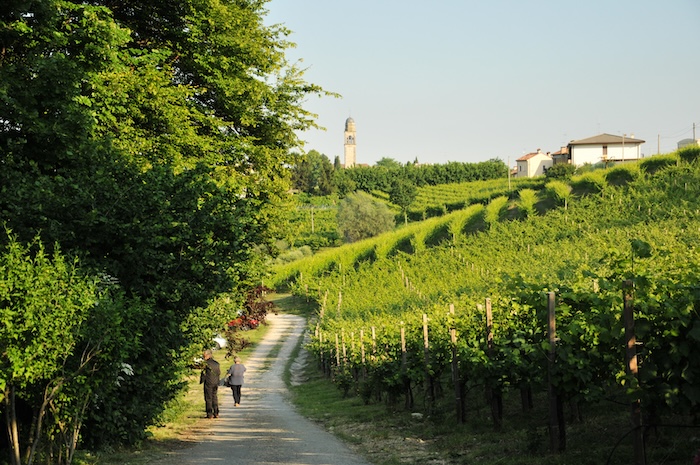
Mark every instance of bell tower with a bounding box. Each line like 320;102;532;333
344;117;356;168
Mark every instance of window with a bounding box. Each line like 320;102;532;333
602;145;608;155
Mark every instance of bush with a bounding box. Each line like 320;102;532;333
545;163;576;180
678;145;700;164
639;154;678;175
517;189;538;218
571;171;607;195
484;196;509;228
545;180;573;207
337;191;396;242
605;164;640;186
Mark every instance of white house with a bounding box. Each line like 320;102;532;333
515;149;552;178
567;133;645;166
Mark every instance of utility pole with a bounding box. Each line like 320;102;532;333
507;156;511;191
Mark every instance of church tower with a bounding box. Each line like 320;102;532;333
344;117;356;168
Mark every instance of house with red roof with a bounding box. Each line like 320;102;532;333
515;149;552;178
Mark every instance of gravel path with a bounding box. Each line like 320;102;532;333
154;313;372;465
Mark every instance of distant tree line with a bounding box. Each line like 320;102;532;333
291;151;508;197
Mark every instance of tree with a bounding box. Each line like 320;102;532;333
337;192;395;242
389;179;417;225
291;150;335;195
0;233;102;465
375;157;402;169
545;163;576;180
0;0;331;452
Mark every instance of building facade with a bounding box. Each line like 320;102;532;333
567;133;645;166
515;149;553;178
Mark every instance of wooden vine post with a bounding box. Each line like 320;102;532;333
484;298;502;429
449;304;464;423
335;333;341;367
400;322;412;408
547;291;565;452
423;313;434;404
360;329;367;379
624;280;646;465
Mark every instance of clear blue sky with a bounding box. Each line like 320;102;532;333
265;0;700;167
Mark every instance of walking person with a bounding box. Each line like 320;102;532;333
200;349;220;418
226;356;247;406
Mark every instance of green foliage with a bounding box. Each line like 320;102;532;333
291;150;336;195
639;154;678;174
544;163;576;180
517;188;538;218
375;157;403;169
605;164;640;186
678;145;700;164
484;196;509;227
337;192;395;243
0;0;330;454
545;180;573;207
344;159;508;193
409;177;543;220
279;158;700;450
570;170;607;194
0;232;106;464
389;179;418;225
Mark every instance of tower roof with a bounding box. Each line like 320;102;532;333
345;117;355;131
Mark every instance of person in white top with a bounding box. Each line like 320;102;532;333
226;356;247;406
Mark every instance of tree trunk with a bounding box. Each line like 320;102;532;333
6;385;21;465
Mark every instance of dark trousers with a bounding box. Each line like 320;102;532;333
231;385;242;404
204;384;219;417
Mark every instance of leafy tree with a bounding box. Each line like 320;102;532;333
375;157;402;169
0;0;331;452
291;150;335;195
0;233;102;465
332;169;357;197
545;163;576;180
337;192;395;242
389;179;418;225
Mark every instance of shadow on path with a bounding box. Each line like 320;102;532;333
153;313;372;465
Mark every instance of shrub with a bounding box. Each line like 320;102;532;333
545;180;573;207
571;171;607;195
545;163;576;180
639;154;678;175
484;196;509;228
337;191;395;242
605;164;640;186
517;188;538;218
678;145;700;164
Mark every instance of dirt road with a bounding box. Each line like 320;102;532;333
154;313;372;465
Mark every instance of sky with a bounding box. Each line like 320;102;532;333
264;0;700;167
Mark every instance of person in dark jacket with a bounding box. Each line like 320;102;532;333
200;349;221;418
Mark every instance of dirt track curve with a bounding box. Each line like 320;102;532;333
153;313;372;465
